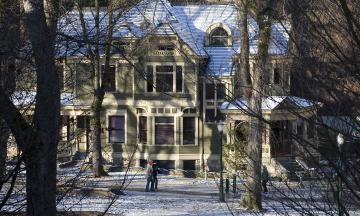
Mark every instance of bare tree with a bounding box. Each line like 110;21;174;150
236;0;274;210
235;0;251;99
72;0;138;177
0;0;20;183
0;0;61;214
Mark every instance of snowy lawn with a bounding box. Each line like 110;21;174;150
1;164;360;215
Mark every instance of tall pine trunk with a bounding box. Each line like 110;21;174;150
240;0;272;210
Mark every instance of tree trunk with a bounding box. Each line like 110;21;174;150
89;0;114;177
0;120;8;181
0;0;19;182
76;0;115;177
240;0;272;211
235;0;251;99
286;0;311;97
91;92;106;177
21;0;60;215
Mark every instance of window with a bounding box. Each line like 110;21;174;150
205;109;215;122
217;83;226;100
112;41;130;54
155;117;174;145
183;160;196;170
206;82;226;100
176;66;183;92
146;65;183;93
307;121;315;139
76;116;90;130
76;63;92;89
183;117;195;145
56;65;64;91
158;44;175;51
138;116;147;144
297;121;303;137
147;66;154;92
209;27;229;46
60;115;70;141
108;116;125;143
205;81;226;123
101;65;116;91
156;65;173;92
273;66;281;85
206;83;215;99
283;63;290;87
65;64;76;91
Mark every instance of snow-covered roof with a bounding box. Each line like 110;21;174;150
220;96;319;111
58;0;290;77
11;91;84;107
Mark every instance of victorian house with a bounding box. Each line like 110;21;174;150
57;0;319;176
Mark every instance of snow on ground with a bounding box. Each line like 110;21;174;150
2;164;360;215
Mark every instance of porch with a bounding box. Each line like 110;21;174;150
220;96;321;177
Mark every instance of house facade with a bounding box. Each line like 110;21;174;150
58;0;319;173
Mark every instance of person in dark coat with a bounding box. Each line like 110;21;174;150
261;165;269;193
145;160;154;192
152;162;159;190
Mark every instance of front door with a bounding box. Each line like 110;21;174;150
270;120;292;157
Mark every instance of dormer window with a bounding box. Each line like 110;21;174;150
206;24;232;46
209;27;229;46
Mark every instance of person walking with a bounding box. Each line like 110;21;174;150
261;165;269;193
145;160;154;192
152;162;159;190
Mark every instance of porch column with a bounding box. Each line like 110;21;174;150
262;123;271;163
291;120;297;157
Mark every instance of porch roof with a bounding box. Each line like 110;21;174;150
220;96;321;112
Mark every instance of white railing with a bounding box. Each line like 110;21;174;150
152;50;175;56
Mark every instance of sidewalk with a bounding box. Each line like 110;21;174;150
74;174;233;198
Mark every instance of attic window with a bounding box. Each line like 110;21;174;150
158;44;175;51
209;27;229;46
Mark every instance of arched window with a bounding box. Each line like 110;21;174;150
209;27;229;46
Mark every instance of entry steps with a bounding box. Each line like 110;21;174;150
277;158;312;181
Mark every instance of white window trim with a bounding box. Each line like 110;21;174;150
152;115;177;146
145;62;184;93
205;23;233;46
106;110;127;144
